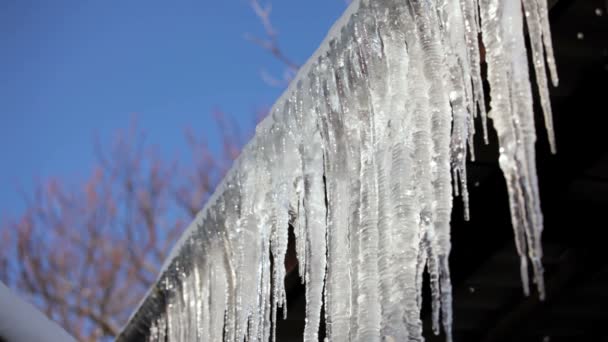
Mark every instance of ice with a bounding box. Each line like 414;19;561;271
479;0;548;300
522;0;558;153
117;0;557;341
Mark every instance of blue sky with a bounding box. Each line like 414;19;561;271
0;0;346;217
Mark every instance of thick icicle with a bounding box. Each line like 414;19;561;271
479;0;549;299
300;67;328;341
118;0;558;341
320;36;354;342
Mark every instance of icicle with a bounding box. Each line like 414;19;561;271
320;38;353;342
479;0;549;299
522;0;557;153
442;0;474;220
349;10;385;341
117;0;558;341
301;67;328;342
459;0;489;143
402;14;433;341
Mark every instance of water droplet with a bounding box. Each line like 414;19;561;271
596;8;604;16
577;32;584;40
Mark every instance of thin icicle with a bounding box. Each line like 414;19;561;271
460;0;489;143
522;0;557;153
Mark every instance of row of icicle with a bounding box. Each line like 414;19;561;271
119;0;558;341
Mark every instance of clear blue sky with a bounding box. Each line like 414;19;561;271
0;0;346;217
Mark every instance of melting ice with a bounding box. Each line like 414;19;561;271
119;0;558;341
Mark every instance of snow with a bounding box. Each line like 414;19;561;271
119;0;557;341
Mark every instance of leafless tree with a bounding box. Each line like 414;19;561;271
0;2;310;340
1;118;233;340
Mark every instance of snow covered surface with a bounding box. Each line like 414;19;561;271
119;0;557;341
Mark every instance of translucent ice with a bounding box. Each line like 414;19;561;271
117;0;557;341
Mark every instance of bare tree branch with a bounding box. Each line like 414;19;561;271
246;0;300;86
